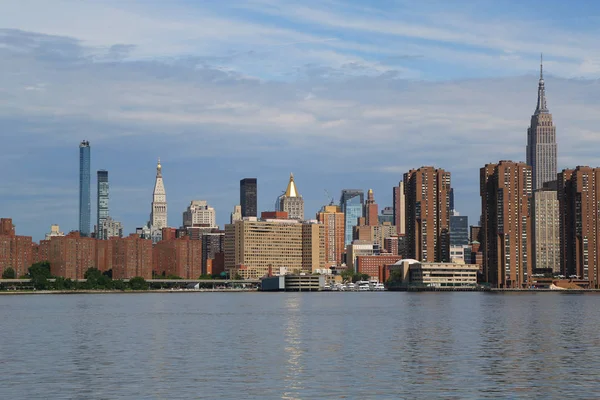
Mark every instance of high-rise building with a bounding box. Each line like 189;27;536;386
97;170;109;239
364;189;378;226
526;56;557;191
449;188;455;215
533;187;560;273
150;158;167;229
99;217;123;240
240;178;257;218
393;181;406;235
316;205;345;267
404;167;451;262
480;161;532;288
378;207;394;225
340;189;364;246
450;213;469;247
558;167;600;286
79;140;91;237
279;173;304;220
183;200;217;228
230;205;242;224
0;218;33;278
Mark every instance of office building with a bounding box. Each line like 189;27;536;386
316;205;345;267
340;189;364;246
98;217;123;240
364;189;378;226
481;161;532;288
404;166;451;262
450;213;469;247
558;167;600;286
378;207;394;225
279;173;304;220
389;259;479;288
240;178;257;218
97;170;109;239
526;57;557;190
79;140;91;236
230;205;242;223
393;181;406;235
183;200;217;228
150;158;168;229
533;187;560;273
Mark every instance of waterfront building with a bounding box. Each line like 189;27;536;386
364;189;379;226
0;218;33;278
45;224;65;241
230;205;242;223
389;259;478;288
450;213;469;247
404;167;451;262
150;158;168;229
345;240;377;272
224;217;325;279
316;205;345;267
558;167;600;286
240;178;257;218
202;232;224;275
79;140;91;237
533;187;560;273
481;161;532;288
97;170;109;239
393;181;406;235
526;56;557;191
340;189;364;246
183;200;217;228
112;234;152;280
98;217;123;240
356;254;403;282
153;236;202;279
47;231;96;279
279;173;304;220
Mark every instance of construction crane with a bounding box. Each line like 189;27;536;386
324;189;335;206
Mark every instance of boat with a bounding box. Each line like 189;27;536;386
356;281;371;291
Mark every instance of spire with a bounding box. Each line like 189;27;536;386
535;53;548;114
156;157;162;177
284;173;299;197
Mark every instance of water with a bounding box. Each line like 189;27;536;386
1;292;600;399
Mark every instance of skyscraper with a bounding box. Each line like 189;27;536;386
533;187;560;273
240;178;257;218
150;158;168;229
480;161;532;288
558;167;600;286
183;200;216;228
280;173;304;220
526;55;557;191
316;205;345;267
450;214;469;247
97;170;109;240
404;167;451;262
78;140;91;237
393;181;406;235
364;189;378;226
340;189;364;246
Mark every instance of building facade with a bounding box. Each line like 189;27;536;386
150;158;168;229
526;58;557;191
316;205;345;267
97;170;109;239
279;173;304;220
112;235;153;279
533;188;560;273
450;214;469;247
240;178;257;218
79;140;91;237
99;217;123;240
0;219;33;278
364;189;378;226
183;200;216;228
480;161;532;288
404;167;451;262
393;181;406;235
153;236;202;279
340;189;364;246
230;205;242;224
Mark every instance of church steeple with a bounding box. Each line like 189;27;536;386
535;53;548;114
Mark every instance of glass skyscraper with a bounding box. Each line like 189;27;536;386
340;189;364;246
240;178;257;218
450;215;469;247
97;170;109;239
79;140;91;237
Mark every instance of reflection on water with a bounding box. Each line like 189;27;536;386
2;293;600;398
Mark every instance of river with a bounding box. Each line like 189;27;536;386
1;292;599;399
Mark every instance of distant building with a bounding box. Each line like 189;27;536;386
47;231;96;279
533;187;560;273
481;161;532;288
45;224;65;241
153;236;202;279
230;205;242;224
99;217;123;240
364;189;378;226
150;158;168;229
404;167;451;262
316;205;345;267
79;140;91;237
345;241;376;272
340;189;364;246
356;254;402;282
240;178;257;218
112;235;153;280
183;200;216;228
450;213;469;247
202;232;224;275
393;181;406;235
97;170;109;239
279;173;304;220
0;218;33;278
378;207;394;225
389;259;478;288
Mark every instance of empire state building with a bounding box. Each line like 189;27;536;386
526;56;557;190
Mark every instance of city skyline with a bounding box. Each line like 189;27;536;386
4;1;600;240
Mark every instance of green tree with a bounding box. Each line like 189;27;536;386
112;279;126;291
165;274;182;280
233;273;243;280
129;277;148;291
340;269;355;282
28;262;52;290
198;274;213;280
2;267;16;279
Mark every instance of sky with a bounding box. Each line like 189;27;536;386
2;0;600;241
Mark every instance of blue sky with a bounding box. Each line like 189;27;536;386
2;0;600;241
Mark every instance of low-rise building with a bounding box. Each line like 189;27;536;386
389;259;478;288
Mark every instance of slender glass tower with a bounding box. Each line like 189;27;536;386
97;170;109;239
79;140;91;237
